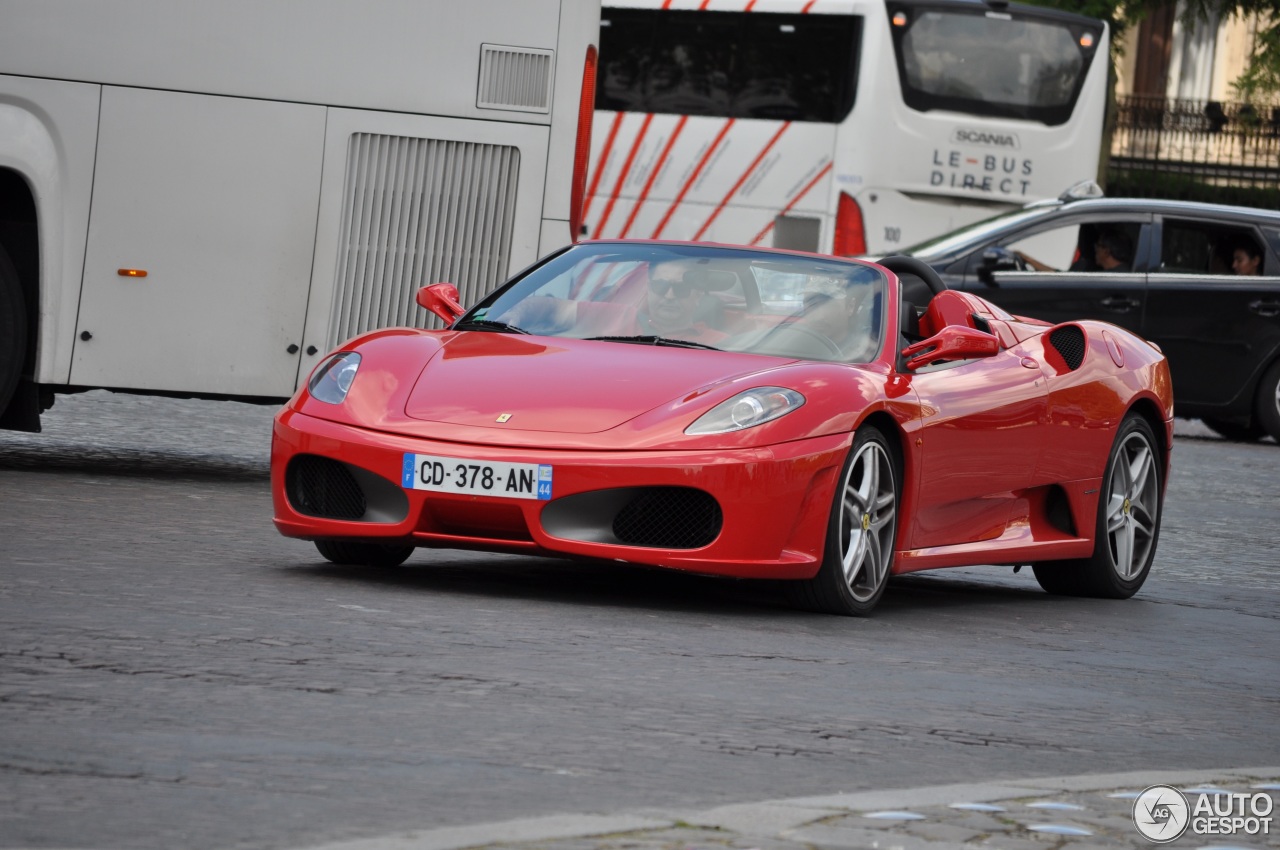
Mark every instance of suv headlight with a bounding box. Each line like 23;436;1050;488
308;352;361;405
685;387;805;435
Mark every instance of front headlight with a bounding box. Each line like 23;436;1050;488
307;352;361;405
685;387;805;435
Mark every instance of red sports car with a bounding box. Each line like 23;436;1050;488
271;242;1173;616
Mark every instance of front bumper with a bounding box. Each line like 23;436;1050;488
271;408;851;579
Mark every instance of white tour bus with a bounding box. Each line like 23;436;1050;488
0;0;599;431
584;0;1109;256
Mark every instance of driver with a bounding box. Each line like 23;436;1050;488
794;275;874;358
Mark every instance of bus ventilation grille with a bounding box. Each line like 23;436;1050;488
477;44;553;113
1049;325;1086;371
330;133;520;342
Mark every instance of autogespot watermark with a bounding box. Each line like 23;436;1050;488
1133;784;1274;843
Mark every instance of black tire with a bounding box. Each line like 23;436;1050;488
1033;414;1163;598
0;244;27;417
315;539;414;567
789;425;900;616
1254;360;1280;443
1201;417;1264;442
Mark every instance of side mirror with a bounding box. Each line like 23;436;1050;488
901;325;1000;370
977;246;1020;286
416;282;464;324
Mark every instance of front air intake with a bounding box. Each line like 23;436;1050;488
613;487;723;549
1049;325;1086;371
287;455;366;520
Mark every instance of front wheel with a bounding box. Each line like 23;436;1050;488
789;425;900;616
0;244;27;417
315;540;414;568
1254;360;1280;443
1033;414;1163;598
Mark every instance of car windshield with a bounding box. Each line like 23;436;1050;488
464;243;889;364
899;205;1061;259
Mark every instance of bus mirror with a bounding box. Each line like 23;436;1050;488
416;283;464;324
901;325;999;370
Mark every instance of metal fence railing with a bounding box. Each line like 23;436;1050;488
1109;95;1280;194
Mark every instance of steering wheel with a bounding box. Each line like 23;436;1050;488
878;255;948;296
759;323;844;359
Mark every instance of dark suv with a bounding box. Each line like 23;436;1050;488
899;186;1280;442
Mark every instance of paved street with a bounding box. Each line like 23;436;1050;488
0;392;1277;850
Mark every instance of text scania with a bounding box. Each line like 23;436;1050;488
930;150;1034;195
951;129;1020;147
1192;792;1274;836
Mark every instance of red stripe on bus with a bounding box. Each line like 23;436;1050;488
691;121;791;242
749;161;833;245
581;111;625;225
618;115;689;239
593;113;655;239
650;117;736;240
802;0;817;11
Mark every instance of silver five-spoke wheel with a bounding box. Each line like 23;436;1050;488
1103;428;1160;580
791;425;900;616
839;438;897;602
1033;413;1164;598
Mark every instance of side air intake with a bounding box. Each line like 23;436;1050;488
1049;325;1086;371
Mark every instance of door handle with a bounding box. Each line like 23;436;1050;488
1099;296;1140;312
1249;299;1280;318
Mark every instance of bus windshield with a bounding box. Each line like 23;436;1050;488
889;2;1104;126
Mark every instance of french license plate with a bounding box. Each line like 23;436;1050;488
401;453;552;500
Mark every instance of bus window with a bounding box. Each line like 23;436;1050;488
596;9;860;122
889;3;1103;125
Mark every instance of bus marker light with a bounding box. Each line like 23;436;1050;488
1079;33;1095;48
892;11;908;26
117;269;148;278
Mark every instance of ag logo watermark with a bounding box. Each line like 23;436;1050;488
1133;785;1274;843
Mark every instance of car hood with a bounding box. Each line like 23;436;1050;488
404;332;785;434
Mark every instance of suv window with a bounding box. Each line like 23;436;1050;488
1161;219;1264;275
1003;221;1143;272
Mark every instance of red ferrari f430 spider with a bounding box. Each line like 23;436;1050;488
272;242;1173;615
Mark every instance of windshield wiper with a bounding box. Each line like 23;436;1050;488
585;335;720;351
454;318;530;335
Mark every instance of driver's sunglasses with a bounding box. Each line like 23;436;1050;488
648;279;694;298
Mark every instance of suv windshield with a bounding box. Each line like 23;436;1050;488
888;2;1103;126
900;205;1060;259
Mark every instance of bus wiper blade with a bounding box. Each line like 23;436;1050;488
454;318;530;334
585;334;720;351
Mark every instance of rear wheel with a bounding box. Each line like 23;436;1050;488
315;540;414;568
1255;361;1280;443
1033;414;1163;598
1201;417;1264;442
0;244;27;417
790;425;899;616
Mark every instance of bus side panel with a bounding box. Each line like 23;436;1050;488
0;0;563;128
583;112;836;249
0;74;100;387
299;109;551;385
540;0;602;251
72;87;326;397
